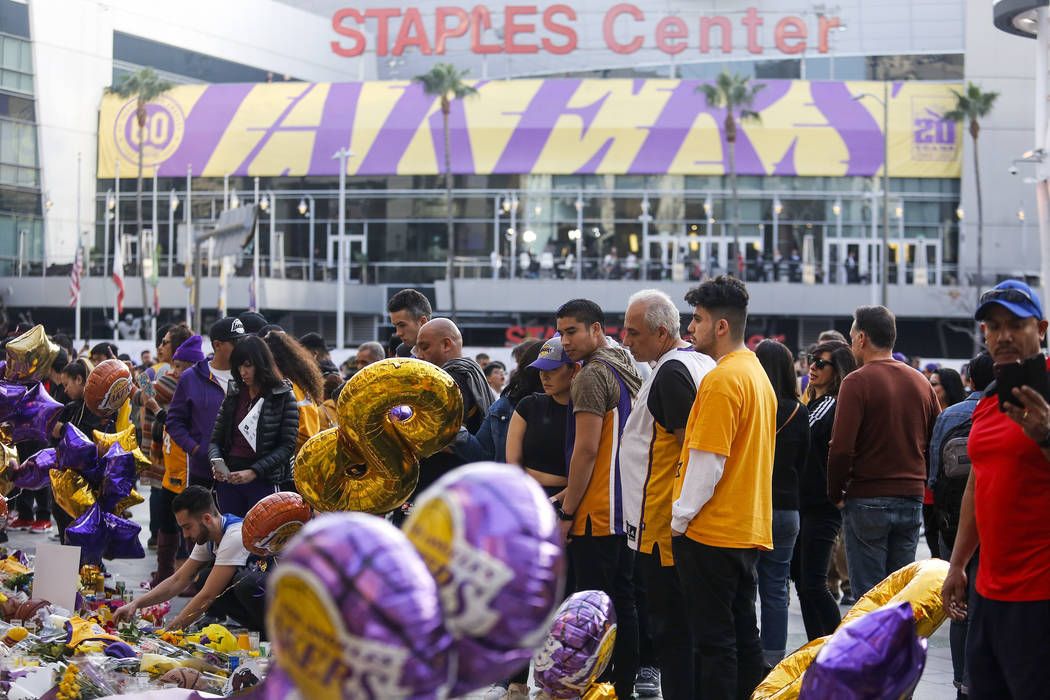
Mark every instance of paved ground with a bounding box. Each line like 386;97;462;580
6;485;957;698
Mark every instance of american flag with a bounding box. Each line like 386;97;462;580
68;238;83;308
112;236;125;314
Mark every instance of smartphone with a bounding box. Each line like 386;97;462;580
210;457;230;478
993;354;1050;412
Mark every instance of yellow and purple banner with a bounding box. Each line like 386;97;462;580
98;79;962;179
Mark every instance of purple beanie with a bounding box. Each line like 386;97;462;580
172;334;204;363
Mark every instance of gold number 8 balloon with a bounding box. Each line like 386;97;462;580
294;358;464;514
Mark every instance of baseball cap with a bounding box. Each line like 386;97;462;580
529;336;575;371
891;352;907;362
237;311;268;335
974;279;1044;321
924;362;940;372
209;317;246;343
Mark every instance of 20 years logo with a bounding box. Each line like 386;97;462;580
113;95;186;168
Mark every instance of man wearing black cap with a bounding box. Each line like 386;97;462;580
943;279;1050;698
166;317;245;489
236;311;267;336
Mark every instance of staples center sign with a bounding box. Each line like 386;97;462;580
330;4;843;58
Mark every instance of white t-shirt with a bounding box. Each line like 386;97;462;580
209;364;233;391
189;518;250;567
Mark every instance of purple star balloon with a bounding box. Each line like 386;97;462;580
98;443;135;514
799;601;928;700
533;590;618;699
56;423;96;468
0;382;27;422
103;511;144;559
8;383;62;444
404;462;567;695
236;666;296;700
268;513;453;699
11;448;55;490
65;504;107;563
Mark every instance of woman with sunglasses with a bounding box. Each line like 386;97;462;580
794;340;858;641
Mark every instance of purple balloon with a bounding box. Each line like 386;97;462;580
65;504;107;563
799;601;928;700
237;666;297;700
56;423;104;487
269;513;453;699
0;360;6;379
11;448;55;490
404;462;567;695
98;443;135;513
8;383;62;444
390;405;414;422
533;590;617;698
103;511;144;559
0;381;27;422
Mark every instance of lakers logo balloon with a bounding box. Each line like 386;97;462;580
294;358;462;514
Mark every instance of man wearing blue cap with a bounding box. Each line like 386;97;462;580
943;279;1050;698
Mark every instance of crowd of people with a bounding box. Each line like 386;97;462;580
2;274;1045;699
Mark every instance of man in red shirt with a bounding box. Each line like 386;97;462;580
943;279;1050;698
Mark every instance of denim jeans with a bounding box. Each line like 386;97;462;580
673;537;763;700
792;504;843;640
757;509;800;667
843;496;922;600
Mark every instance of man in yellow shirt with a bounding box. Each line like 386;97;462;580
672;276;776;700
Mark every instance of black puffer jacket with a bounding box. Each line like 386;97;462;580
208;379;298;485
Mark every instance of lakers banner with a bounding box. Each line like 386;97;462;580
98;79;961;179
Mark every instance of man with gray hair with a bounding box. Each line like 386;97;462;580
354;341;386;370
619;288;715;700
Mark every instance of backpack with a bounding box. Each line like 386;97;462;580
931;416;972;550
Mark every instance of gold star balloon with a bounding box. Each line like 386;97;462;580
5;325;60;383
50;469;96;518
0;442;16;496
93;426;151;473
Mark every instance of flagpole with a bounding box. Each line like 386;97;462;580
114;159;120;341
152;166;159;345
75;152;82;345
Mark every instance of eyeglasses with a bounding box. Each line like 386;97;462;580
809;358;833;370
980;287;1035;307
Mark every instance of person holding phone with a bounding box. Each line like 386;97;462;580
208;336;298;517
943;280;1050;698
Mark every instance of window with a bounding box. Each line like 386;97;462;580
113;32;297;84
0;35;31;94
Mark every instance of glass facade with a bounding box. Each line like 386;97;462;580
113;32;300;85
0;0;40;276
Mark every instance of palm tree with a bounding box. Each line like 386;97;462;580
106;68;173;321
697;71;764;277
413;64;477;322
945;83;999;313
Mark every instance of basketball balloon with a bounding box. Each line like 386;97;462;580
84;359;133;417
160;667;206;690
242;491;313;557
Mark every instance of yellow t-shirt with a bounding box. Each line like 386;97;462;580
673;349;775;549
161;429;189;494
292;383;323;455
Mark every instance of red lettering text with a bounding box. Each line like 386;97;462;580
741;7;763;54
603;3;644;55
699;16;731;54
818;15;840;53
435;6;470;54
392;8;433;55
331;9;366;57
541;5;577;55
505;5;539;54
774;16;807;54
364;8;401;56
655;16;688;55
470;5;502;54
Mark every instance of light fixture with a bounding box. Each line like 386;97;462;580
832;199;842;217
894;204;903;219
534;204;542;216
641;198;650;214
511;196;519;211
107;193;116;211
688;230;699;252
522;229;536;243
298;198;308;216
629;233;639;253
774;197;783;216
703;195;712;217
231;190;240;209
956;207;964;220
574;196;584;211
1018;207;1026;222
260;194;270;212
690;224;698;231
505;227;516;240
169;189;179;211
502;197;511;213
592;227;601;237
44;193;52;211
568;229;580;240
